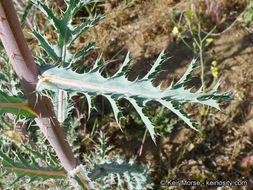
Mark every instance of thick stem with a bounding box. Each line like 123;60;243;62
0;1;81;189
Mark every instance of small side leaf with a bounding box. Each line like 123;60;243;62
104;95;124;130
0;91;38;117
125;97;156;143
173;58;198;88
31;31;59;62
142;50;166;81
160;100;197;131
112;52;132;78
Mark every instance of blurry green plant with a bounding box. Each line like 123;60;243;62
125;102;179;141
0;130;153;190
243;0;253;26
173;10;216;92
154;0;218;91
154;0;228;143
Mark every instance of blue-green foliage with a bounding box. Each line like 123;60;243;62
29;0;232;189
20;1;34;29
30;0;155;189
0;138;70;189
36;52;233;143
0;132;153;190
32;0;232;144
0;54;22;96
81;132;154;190
31;0;103;68
0;55;35;119
0;91;35;119
243;0;253;26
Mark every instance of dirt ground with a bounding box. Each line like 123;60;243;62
76;0;253;189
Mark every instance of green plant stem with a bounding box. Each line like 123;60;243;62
178;34;192;50
153;0;196;51
154;0;216;93
199;24;216;93
4;166;66;177
202;26;216;42
198;39;205;92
